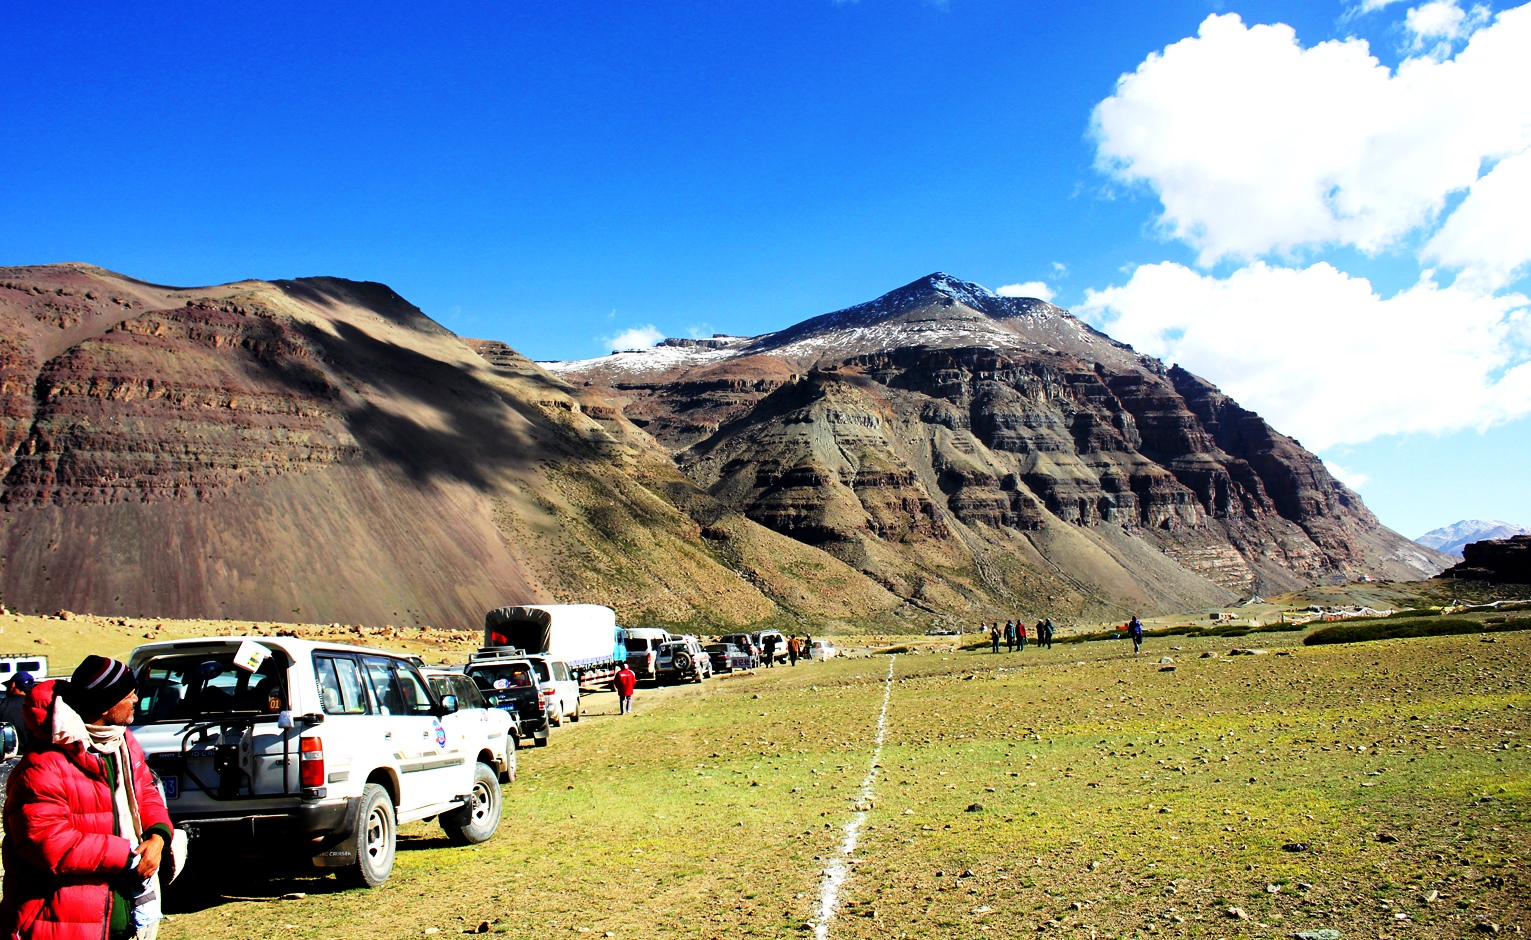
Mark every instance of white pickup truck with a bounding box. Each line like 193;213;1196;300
128;636;511;888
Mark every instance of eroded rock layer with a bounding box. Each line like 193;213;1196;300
549;273;1451;610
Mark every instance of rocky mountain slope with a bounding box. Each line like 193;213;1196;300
1418;520;1530;557
549;274;1451;616
0;264;898;630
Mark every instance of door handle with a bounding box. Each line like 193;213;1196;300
384;731;392;740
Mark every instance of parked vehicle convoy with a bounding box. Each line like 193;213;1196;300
483;604;626;689
717;633;762;667
526;655;580;725
127;636;507;888
703;643;752;674
464;653;551;748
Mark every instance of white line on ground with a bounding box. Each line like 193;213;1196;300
813;654;896;940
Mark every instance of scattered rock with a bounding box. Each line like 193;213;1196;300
1377;832;1399;843
1229;648;1269;656
475;922;491;934
959;869;974;878
33;638;49;646
1225;906;1249;920
1266;883;1281;894
424;930;440;936
1474;924;1500;935
1158;656;1174;664
1421;889;1439;904
1159;665;1176;672
1088;860;1101;871
1291;930;1340;940
1281;842;1311;853
56;610;75;621
281;892;306;900
966;803;984;813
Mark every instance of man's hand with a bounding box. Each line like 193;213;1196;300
135;833;164;878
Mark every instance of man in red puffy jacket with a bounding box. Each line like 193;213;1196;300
613;663;637;716
1;655;174;940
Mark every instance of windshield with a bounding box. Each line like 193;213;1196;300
135;648;288;723
467;663;535;706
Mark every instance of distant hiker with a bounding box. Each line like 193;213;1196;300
0;672;36;753
801;635;812;661
614;663;637;715
1003;620;1015;652
1017;619;1028;651
763;634;778;668
787;636;800;667
1;655;177;940
1128;616;1144;654
989;623;1001;654
1042;618;1055;649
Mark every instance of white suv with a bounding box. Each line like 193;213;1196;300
129;637;511;888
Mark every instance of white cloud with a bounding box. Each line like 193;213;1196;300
601;325;664;351
1324;461;1371;489
1090;6;1531;266
1355;0;1408;11
1077;261;1531;450
996;281;1055;301
1424;149;1531;288
1406;0;1491;53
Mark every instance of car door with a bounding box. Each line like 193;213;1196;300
361;655;463;809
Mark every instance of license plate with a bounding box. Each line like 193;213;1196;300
161;775;179;800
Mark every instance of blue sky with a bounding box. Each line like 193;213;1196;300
2;0;1527;539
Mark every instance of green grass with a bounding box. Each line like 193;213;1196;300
155;631;1531;939
1306;615;1531;645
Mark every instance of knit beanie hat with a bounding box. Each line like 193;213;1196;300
62;655;138;719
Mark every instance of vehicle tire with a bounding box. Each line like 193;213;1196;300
534;728;550;747
672;652;691;674
550;703;564;727
570;699;580;723
441;762;502;845
337;783;396;889
500;739;518;783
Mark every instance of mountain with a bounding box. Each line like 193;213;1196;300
548;273;1451;615
1417;520;1530;558
0;263;898;631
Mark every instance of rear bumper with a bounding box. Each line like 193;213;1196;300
171;797;356;845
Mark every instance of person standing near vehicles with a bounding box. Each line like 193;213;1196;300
1042;618;1055;649
0;672;36;753
1017;619;1028;651
988;623;1001;654
614;662;638;715
1;655;176;940
1003;621;1015;652
762;634;778;668
1128;616;1144;654
787;636;800;667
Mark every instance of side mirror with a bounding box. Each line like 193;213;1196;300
0;721;17;760
439;694;459;714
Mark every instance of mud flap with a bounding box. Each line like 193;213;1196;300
311;799;362;869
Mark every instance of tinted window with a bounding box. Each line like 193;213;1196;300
530;660;550;682
552;662;570;682
316;655;369;715
134;649;287;722
361;656;432;717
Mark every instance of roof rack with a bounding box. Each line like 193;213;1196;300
469;646;529;662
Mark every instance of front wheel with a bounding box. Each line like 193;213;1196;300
569;699;580;723
337;783;396;889
441;763;502;845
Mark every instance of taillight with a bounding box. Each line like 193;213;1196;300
300;736;325;788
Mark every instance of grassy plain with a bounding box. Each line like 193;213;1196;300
130;626;1531;940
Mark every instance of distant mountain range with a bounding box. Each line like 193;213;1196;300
1417;520;1531;557
0;264;1452;630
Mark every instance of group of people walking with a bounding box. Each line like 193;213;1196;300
985;618;1054;653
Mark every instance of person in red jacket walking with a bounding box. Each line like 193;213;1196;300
1;655;175;940
613;663;638;716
